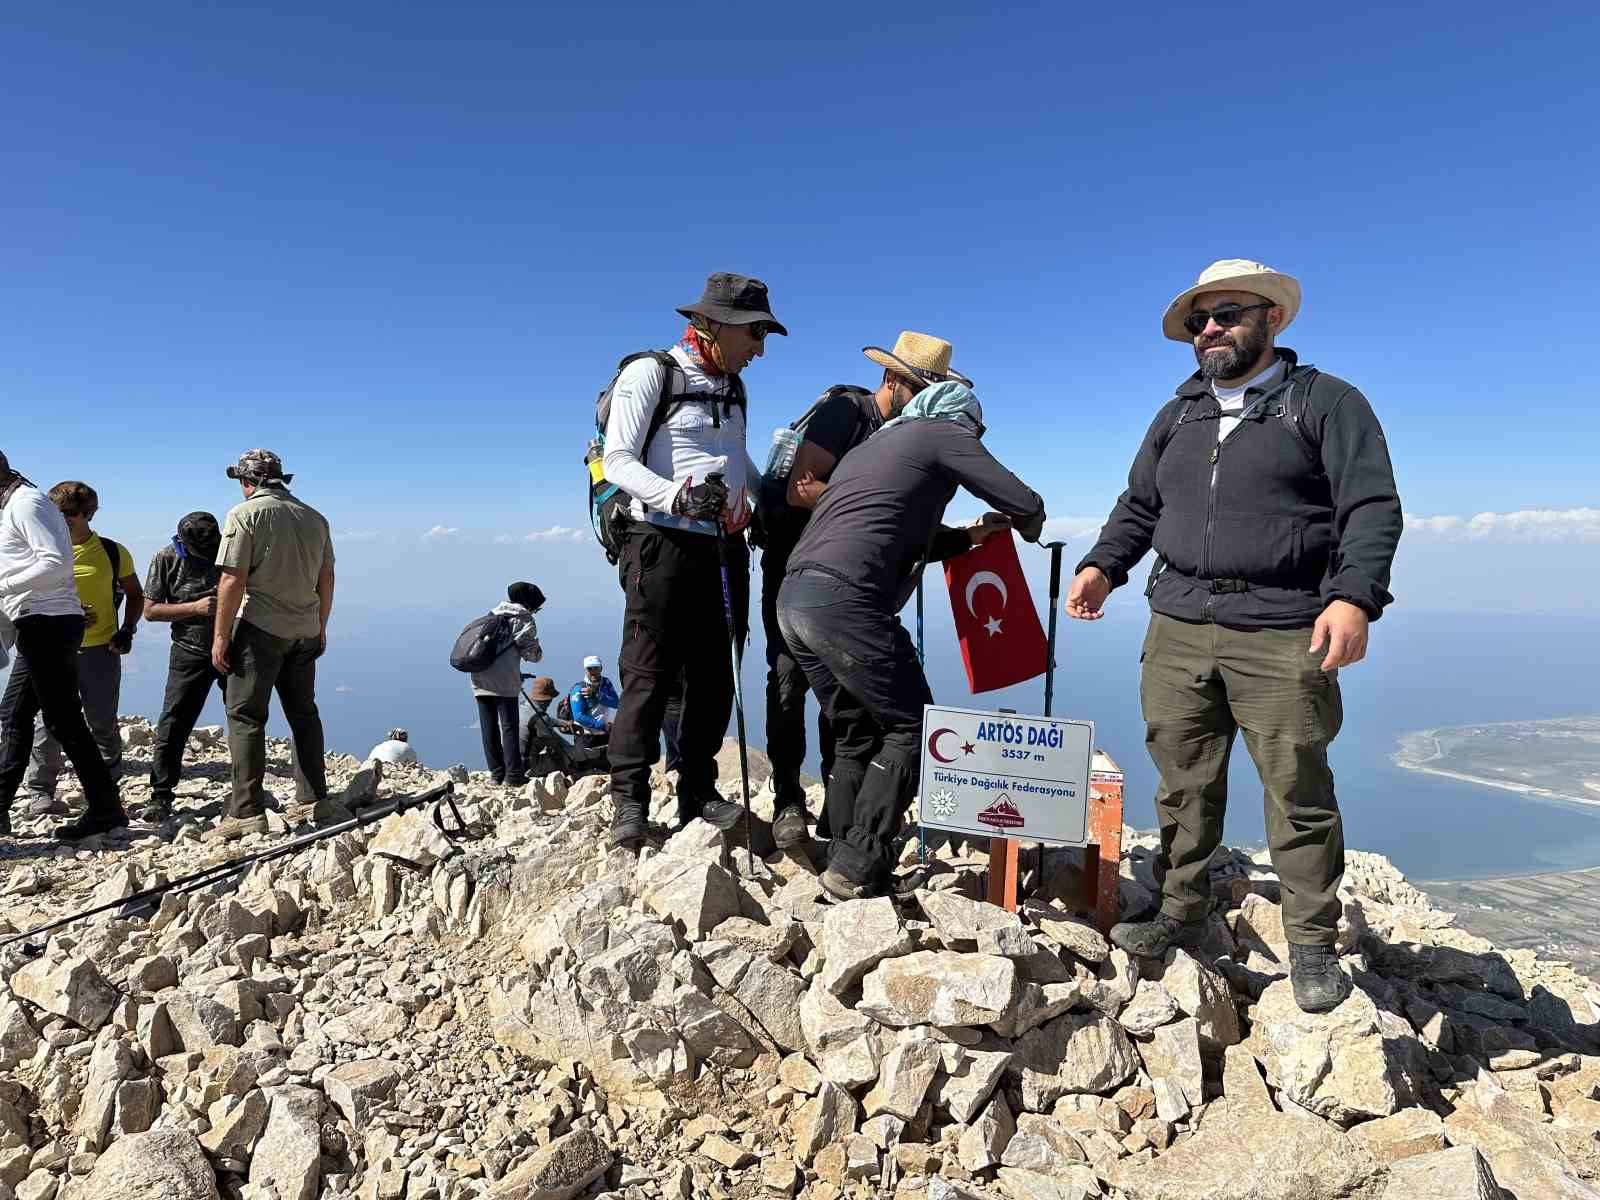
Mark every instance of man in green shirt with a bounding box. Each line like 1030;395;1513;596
25;481;142;821
210;449;336;840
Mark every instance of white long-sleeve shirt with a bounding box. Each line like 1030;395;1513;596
0;483;83;621
602;344;761;536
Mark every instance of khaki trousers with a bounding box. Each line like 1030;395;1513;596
1140;612;1345;945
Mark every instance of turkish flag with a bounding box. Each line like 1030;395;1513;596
943;530;1049;693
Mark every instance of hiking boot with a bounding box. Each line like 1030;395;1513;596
55;807;130;842
136;793;175;824
25;792;67;818
771;806;809;850
609;802;648;849
1289;943;1351;1013
1109;912;1204;959
700;798;744;832
207;813;270;843
0;808;11;838
819;868;873;903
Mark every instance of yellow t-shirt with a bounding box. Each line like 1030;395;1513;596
73;537;135;648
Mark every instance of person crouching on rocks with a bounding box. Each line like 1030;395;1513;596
141;511;225;823
777;381;1046;901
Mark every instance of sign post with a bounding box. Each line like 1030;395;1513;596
920;705;1093;912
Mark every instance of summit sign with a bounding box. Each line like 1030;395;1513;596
919;704;1094;846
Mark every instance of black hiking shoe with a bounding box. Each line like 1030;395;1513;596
771;806;809;849
1289;943;1351;1013
56;807;131;842
700;798;744;832
137;793;174;824
609;802;648;850
1109;912;1204;959
819;868;872;903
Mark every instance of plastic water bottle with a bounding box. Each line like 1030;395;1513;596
764;426;801;481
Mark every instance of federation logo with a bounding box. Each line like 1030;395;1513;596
977;793;1025;830
927;788;958;819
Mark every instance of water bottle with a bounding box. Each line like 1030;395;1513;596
764;426;801;482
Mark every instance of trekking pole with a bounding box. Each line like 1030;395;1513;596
915;577;925;665
1;782;460;953
705;475;754;875
1037;542;1069;888
915;575;926;867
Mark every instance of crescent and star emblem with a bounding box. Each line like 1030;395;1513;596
928;728;976;762
964;570;1009;637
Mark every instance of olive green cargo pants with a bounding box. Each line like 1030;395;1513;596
1140;613;1345;946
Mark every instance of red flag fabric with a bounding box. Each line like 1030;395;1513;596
942;530;1049;693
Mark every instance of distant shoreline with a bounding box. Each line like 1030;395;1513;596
1393;725;1600;812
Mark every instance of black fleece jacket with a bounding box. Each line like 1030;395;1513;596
1077;349;1402;629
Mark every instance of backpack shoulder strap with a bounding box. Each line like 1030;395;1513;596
1276;365;1324;466
640;351;685;454
1153;392;1198;462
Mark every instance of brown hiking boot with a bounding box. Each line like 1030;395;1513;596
207;813;269;842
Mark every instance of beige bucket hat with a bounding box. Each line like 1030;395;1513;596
1162;259;1301;342
863;331;972;387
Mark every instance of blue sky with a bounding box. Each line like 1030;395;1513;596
5;0;1598;628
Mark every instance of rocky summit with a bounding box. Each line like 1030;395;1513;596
2;716;1600;1200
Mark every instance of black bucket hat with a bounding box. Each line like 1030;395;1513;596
177;511;222;560
507;582;545;612
676;273;788;335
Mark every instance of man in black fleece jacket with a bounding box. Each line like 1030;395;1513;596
1067;259;1401;1013
779;381;1046;900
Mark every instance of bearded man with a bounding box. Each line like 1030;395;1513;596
1066;260;1402;1013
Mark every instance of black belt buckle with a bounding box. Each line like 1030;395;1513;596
1209;578;1249;595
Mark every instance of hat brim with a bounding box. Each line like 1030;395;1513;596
227;466;292;483
863;346;973;389
676;303;788;335
1162;272;1301;342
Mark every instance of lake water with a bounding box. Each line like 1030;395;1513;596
14;599;1600;883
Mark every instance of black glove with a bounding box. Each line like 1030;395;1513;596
673;476;729;522
109;628;134;654
1014;509;1046;543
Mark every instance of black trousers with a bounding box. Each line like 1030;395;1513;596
0;614;120;815
778;569;931;885
150;644;226;797
762;550;835;814
661;670;685;773
610;524;747;820
224;621;327;818
476;695;524;785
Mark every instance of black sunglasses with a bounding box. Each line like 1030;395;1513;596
1183;301;1273;337
747;322;775;339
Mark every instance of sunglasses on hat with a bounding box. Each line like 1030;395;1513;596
1183;301;1273;337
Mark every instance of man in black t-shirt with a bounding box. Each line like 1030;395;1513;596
759;332;971;852
141;512;224;822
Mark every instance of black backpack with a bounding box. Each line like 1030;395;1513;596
586;350;747;564
555;693;574;724
99;535;128;613
449;611;515;673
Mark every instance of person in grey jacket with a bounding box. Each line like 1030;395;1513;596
779;382;1046;899
471;582;544;787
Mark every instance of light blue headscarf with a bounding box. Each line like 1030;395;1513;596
877;380;985;437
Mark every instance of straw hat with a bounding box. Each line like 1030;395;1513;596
863;331;972;388
1162;259;1301;342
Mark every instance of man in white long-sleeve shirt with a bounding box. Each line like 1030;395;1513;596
0;452;126;840
602;272;784;849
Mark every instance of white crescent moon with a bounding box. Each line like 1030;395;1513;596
965;570;1009;618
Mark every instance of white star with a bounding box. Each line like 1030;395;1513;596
984;615;1003;637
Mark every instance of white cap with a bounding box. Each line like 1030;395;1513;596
583;655;603;670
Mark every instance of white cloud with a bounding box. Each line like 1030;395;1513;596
1404;507;1600;543
335;685;355;695
1042;516;1105;541
523;526;585;544
493;534;517;545
422;525;461;540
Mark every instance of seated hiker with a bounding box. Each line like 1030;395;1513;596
521;675;608;779
567;655;619;750
368;728;418;765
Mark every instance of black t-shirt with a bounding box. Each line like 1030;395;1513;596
760;385;881;564
144;545;221;652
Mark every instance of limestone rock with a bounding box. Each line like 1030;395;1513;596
711;914;801;962
958;1093;1015;1172
1025;903;1110;964
248;1085;322;1200
1350;1106;1447;1163
799;978;881;1087
1380;1146;1500;1199
819;898;913;996
368;806;454;868
9;954;118;1031
82;1129;219;1200
638;855;741;939
932;1046;1013;1123
198;1089;269;1161
999;1114;1087;1174
1118;978;1180;1037
1138;1017;1204;1108
1107;1101;1380;1200
487;1128;613;1199
792;1082;859;1164
731;957;807;1052
0;996;39;1071
163;992;240;1051
858;951;1017;1028
1161;948;1242;1051
1220;1043;1276;1113
920;889;1031;956
323;1059;400;1125
996;1165;1099;1200
322;1001;408;1046
1010;1011;1139;1111
863;1037;941;1120
1246;978;1425;1126
74;1035;133;1150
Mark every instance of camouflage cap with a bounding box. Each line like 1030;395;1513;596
226;449;293;483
